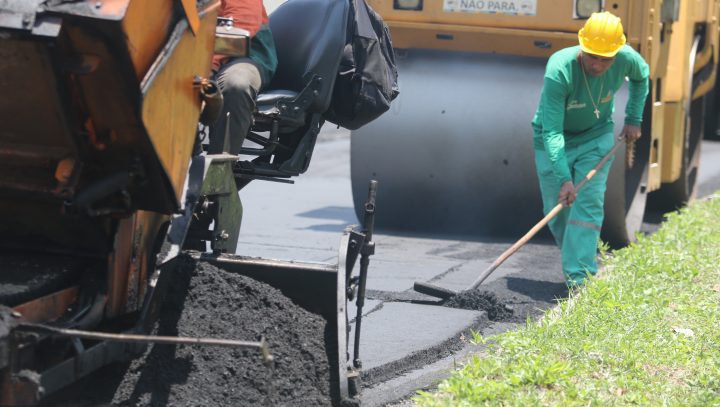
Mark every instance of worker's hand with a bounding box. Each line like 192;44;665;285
619;124;641;142
212;55;232;73
558;181;576;207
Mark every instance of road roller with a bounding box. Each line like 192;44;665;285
351;0;720;247
0;0;373;405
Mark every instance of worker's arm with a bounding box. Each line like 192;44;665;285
623;47;650;127
619;48;649;141
539;75;573;185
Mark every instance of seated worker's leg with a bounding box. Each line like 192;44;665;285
209;58;263;154
561;134;615;286
535;149;571;248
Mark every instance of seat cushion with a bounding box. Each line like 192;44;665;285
256;89;298;107
254;89;305;129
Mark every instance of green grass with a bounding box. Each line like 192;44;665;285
416;196;720;406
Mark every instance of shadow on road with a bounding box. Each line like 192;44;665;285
297;206;357;221
505;276;569;304
300;224;354;233
296;206;358;232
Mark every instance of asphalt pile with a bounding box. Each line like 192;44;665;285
112;256;334;406
442;290;514;320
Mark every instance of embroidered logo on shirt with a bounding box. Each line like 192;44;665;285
600;90;613;104
567;100;586;110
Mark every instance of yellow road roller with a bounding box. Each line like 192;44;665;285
351;0;719;247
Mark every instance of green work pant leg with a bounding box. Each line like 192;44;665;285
535;133;615;286
534;152;569;249
562;134;615;285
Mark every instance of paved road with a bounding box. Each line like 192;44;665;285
234;124;720;405
698;139;720;197
242;5;720;401
234;128;564;404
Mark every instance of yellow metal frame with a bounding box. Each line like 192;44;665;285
140;7;218;203
387;22;578;57
107;0;219;316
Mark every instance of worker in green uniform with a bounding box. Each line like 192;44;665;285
531;11;649;287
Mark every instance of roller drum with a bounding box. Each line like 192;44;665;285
351;49;647;246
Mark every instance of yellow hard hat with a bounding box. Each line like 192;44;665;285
578;11;626;57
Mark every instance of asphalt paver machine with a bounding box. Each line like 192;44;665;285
0;0;374;404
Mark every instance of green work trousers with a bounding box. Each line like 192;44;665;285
534;132;615;286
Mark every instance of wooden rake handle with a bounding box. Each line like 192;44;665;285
465;138;625;292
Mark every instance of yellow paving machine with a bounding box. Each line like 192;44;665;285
0;0;374;404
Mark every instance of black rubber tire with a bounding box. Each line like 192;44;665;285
703;88;720;141
601;136;650;248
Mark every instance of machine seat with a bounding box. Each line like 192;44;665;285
255;89;305;129
256;90;298;107
233;0;349;184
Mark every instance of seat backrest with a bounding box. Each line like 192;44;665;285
267;0;349;114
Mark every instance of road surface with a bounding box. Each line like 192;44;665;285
234;125;720;405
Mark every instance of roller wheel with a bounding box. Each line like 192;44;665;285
601;131;650;248
649;35;704;212
703;88;720;141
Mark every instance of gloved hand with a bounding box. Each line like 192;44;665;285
558;181;576;206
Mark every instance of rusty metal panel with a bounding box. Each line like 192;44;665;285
107;215;134;318
0;0;219;216
0;40;74;153
57;18;179;214
12;287;79;324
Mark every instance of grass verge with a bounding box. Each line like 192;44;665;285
415;196;720;406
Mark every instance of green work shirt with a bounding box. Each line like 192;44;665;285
531;45;649;184
250;23;278;86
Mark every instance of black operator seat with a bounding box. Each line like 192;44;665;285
236;0;349;182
